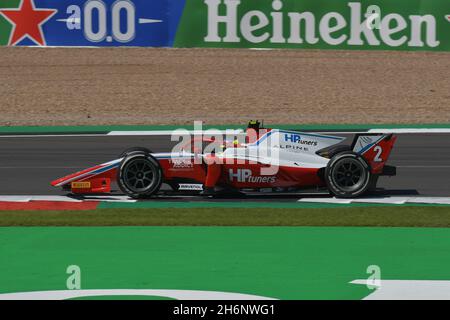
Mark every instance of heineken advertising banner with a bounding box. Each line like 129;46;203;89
0;0;449;51
177;0;450;51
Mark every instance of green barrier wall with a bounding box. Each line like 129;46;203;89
1;0;448;51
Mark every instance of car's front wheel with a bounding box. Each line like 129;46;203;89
325;152;371;198
117;153;162;199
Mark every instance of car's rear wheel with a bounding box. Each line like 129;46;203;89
117;153;162;199
317;144;352;158
325;152;371;198
119;147;152;158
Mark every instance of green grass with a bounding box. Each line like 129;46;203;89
0;206;449;227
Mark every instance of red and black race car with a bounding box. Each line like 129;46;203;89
51;124;397;198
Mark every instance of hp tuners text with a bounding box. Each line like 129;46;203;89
284;133;318;146
229;169;276;183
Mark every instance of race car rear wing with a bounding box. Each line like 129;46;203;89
352;133;397;176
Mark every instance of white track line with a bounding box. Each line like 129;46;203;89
0;134;108;138
0;196;80;202
351;280;450;300
299;198;353;204
408;197;450;205
107;129;243;136
368;128;450;134
105;128;450;135
0;130;243;138
298;196;450;205
397;166;450;169
1;195;450;205
352;197;409;205
0;128;449;138
0;289;275;300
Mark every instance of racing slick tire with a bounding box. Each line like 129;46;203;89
117;152;163;199
119;147;152;158
368;175;380;192
325;152;371;198
317;144;352;159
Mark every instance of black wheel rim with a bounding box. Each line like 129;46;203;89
123;158;156;193
331;158;367;192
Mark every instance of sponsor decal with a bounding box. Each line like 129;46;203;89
274;144;307;153
178;183;203;191
352;135;382;154
229;169;276;183
71;181;91;189
170;158;194;169
284;133;318;147
203;0;442;49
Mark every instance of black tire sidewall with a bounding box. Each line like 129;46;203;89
117;153;162;199
325;152;371;198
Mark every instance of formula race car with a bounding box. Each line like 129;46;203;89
51;123;397;198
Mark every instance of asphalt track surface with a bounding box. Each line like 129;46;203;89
0;133;449;198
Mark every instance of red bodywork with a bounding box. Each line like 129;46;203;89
363;135;397;174
51;155;325;194
159;158;324;189
51;131;397;195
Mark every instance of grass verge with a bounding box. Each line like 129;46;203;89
0;206;449;227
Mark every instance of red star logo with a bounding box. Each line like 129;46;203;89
0;0;57;46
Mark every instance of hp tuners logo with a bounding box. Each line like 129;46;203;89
229;169;276;183
284;133;318;146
